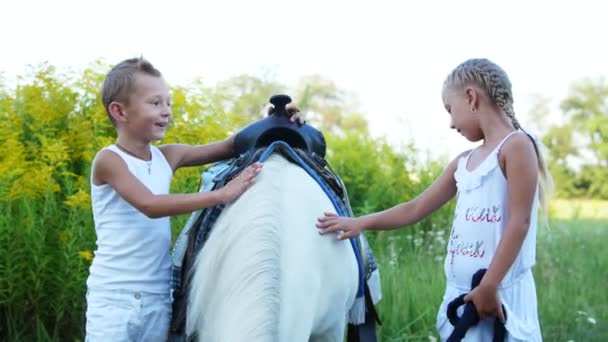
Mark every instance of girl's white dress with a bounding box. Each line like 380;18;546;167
436;131;543;341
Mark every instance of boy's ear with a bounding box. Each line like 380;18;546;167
108;101;127;123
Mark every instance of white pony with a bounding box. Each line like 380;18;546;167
186;152;359;341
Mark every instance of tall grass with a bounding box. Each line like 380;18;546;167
370;218;608;341
535;219;608;340
371;229;447;341
549;198;608;220
2;198;607;341
0;193;95;340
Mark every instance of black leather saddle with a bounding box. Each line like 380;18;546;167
233;94;327;157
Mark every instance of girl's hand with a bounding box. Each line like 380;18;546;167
463;282;506;323
219;163;263;204
316;212;364;240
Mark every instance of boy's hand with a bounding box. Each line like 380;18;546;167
267;103;306;125
316;212;363;240
463;282;506;323
219;163;263;204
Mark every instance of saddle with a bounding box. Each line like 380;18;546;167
169;95;380;341
234;94;327;158
446;268;507;342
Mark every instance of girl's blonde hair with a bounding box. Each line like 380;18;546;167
444;58;554;216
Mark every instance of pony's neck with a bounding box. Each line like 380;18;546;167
187;155;290;340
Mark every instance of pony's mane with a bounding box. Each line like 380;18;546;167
187;153;296;340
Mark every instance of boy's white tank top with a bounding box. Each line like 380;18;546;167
87;144;173;294
445;131;539;289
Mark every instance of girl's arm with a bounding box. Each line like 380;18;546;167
465;133;539;321
92;149;262;218
317;150;468;239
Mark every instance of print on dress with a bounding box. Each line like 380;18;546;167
447;230;487;277
465;205;502;223
448;233;486;259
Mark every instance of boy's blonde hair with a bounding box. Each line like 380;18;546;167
444;58;554;215
101;57;162;124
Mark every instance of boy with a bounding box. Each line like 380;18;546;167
85;57;301;341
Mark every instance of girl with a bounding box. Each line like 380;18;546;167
317;58;552;341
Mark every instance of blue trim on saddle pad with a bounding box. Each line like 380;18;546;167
258;141;365;300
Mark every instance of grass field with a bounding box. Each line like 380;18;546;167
373;215;608;341
1;200;606;341
549;199;608;220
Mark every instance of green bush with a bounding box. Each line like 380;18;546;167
1;63;443;340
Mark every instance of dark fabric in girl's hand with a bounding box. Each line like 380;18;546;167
446;269;507;342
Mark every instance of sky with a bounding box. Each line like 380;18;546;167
1;0;606;161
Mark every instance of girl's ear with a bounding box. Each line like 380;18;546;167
465;87;479;112
108;102;127;123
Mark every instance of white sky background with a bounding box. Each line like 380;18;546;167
1;0;606;161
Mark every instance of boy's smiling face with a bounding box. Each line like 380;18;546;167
121;73;172;142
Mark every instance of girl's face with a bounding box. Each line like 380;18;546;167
442;85;483;142
119;74;172;142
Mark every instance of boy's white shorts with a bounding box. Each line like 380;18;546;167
85;288;171;342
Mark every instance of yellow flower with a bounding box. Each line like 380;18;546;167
79;250;94;262
8;165;59;200
60;230;69;243
64;189;91;209
37;135;69;168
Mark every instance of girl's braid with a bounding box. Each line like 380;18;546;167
445;58;554;218
451;59;520;129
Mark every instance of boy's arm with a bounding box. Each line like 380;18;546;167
161;105;304;171
92;149;258;218
160;136;235;171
